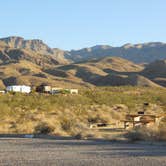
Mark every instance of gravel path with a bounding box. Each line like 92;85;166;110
0;138;166;166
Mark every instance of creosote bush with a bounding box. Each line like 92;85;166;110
34;122;54;134
126;118;166;142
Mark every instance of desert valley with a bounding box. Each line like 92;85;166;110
0;1;166;165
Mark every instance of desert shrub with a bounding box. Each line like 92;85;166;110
70;123;88;138
87;113;111;123
60;117;75;132
125;128;141;141
126;126;159;141
126;118;166;142
34;122;54;134
158;117;166;140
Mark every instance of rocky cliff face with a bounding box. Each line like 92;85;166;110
0;36;69;65
0;36;53;54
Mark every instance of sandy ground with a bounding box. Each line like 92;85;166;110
0;137;166;166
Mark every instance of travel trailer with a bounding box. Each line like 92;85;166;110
6;85;31;93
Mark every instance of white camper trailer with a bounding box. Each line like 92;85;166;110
6;85;31;93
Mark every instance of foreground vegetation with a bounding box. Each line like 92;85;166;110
0;86;165;140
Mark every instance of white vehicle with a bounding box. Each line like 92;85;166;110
6;85;31;93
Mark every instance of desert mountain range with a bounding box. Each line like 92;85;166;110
0;36;165;89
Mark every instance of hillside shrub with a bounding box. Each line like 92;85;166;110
126;118;166;141
34;122;54;134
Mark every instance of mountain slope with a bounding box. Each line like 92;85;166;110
0;48;59;67
65;42;166;63
0;36;69;65
84;57;143;72
141;59;166;86
141;59;166;78
54;56;161;87
0;56;164;88
0;37;91;88
0;60;92;89
95;74;161;87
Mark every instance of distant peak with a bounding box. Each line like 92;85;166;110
122;42;166;49
122;43;134;49
144;42;165;47
0;36;54;54
0;36;24;41
25;39;45;44
91;45;112;50
26;38;43;42
0;36;45;44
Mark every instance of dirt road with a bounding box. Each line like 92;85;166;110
0;137;166;166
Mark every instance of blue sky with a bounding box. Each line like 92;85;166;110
0;0;166;50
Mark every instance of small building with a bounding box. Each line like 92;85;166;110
0;90;5;94
43;86;51;93
63;89;78;94
6;85;31;93
69;89;78;94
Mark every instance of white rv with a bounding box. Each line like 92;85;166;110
6;85;31;93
